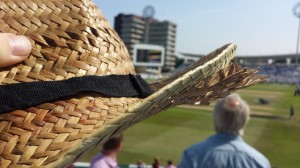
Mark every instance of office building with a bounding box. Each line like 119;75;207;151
114;14;177;71
114;14;145;56
148;21;177;70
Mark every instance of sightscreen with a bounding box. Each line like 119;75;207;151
133;44;165;67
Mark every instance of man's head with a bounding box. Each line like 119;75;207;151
102;134;123;153
213;93;250;136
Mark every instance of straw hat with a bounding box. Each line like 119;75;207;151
0;0;267;167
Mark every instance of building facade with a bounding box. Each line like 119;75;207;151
114;14;177;71
114;14;145;57
148;21;177;70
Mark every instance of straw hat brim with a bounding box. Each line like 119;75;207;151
47;43;267;167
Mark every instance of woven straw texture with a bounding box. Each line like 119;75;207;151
0;0;267;167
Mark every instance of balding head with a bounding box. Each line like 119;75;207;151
213;93;250;136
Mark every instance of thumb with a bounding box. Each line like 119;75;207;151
0;33;32;68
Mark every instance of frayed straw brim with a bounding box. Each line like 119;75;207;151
49;43;267;167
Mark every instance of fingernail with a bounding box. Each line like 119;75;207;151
7;35;31;56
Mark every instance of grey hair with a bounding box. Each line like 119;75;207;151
213;93;250;136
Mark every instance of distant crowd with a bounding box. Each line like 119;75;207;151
246;64;300;84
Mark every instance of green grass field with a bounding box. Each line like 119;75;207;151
80;84;300;168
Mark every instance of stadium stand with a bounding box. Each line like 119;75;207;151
246;65;300;84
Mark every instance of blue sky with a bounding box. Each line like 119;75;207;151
94;0;299;56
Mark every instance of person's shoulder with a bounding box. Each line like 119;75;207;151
90;154;111;168
184;136;214;156
241;142;266;157
91;158;111;168
239;142;271;167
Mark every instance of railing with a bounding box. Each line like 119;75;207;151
72;162;165;168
